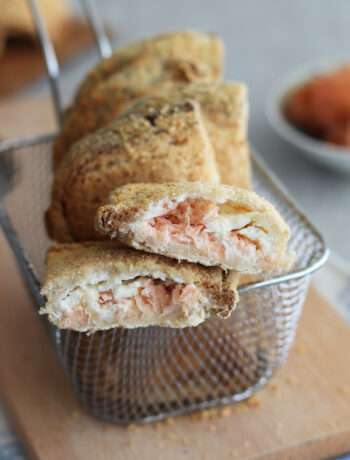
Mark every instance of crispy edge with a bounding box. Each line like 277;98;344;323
53;56;226;169
96;181;276;231
75;30;224;100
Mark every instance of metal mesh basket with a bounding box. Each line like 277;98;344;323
0;135;327;424
0;0;328;425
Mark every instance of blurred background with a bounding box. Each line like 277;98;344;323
0;2;350;458
1;0;349;261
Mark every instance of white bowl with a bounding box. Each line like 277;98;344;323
266;57;350;175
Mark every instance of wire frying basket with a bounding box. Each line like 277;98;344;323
0;0;328;424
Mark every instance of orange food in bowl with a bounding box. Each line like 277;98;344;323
284;65;350;148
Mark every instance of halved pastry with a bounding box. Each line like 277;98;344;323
121;82;250;189
46;100;219;243
40;242;239;332
97;182;293;274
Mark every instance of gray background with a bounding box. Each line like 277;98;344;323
22;0;350;259
6;3;350;458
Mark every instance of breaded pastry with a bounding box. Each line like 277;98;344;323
75;30;224;101
40;242;239;332
54;48;224;169
121;82;250;188
97;182;293;273
46;100;220;242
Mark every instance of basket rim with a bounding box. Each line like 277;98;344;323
0;134;329;304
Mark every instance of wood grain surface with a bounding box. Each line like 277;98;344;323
0;97;349;460
0;228;350;460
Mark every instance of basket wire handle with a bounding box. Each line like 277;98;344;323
26;0;113;128
80;0;113;59
27;0;63;127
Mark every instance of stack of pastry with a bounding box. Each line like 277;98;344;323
40;31;293;407
41;30;292;334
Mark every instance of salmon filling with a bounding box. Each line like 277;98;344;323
60;277;207;329
141;198;259;260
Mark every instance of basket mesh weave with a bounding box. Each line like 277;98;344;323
0;137;325;424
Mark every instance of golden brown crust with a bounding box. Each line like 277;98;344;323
97;181;274;228
53;48;225;169
124;82;247;138
46;101;220;242
119;82;250;188
75;30;224;101
43;241;226;292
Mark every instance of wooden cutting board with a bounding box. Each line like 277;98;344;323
0;97;350;459
0;230;350;460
